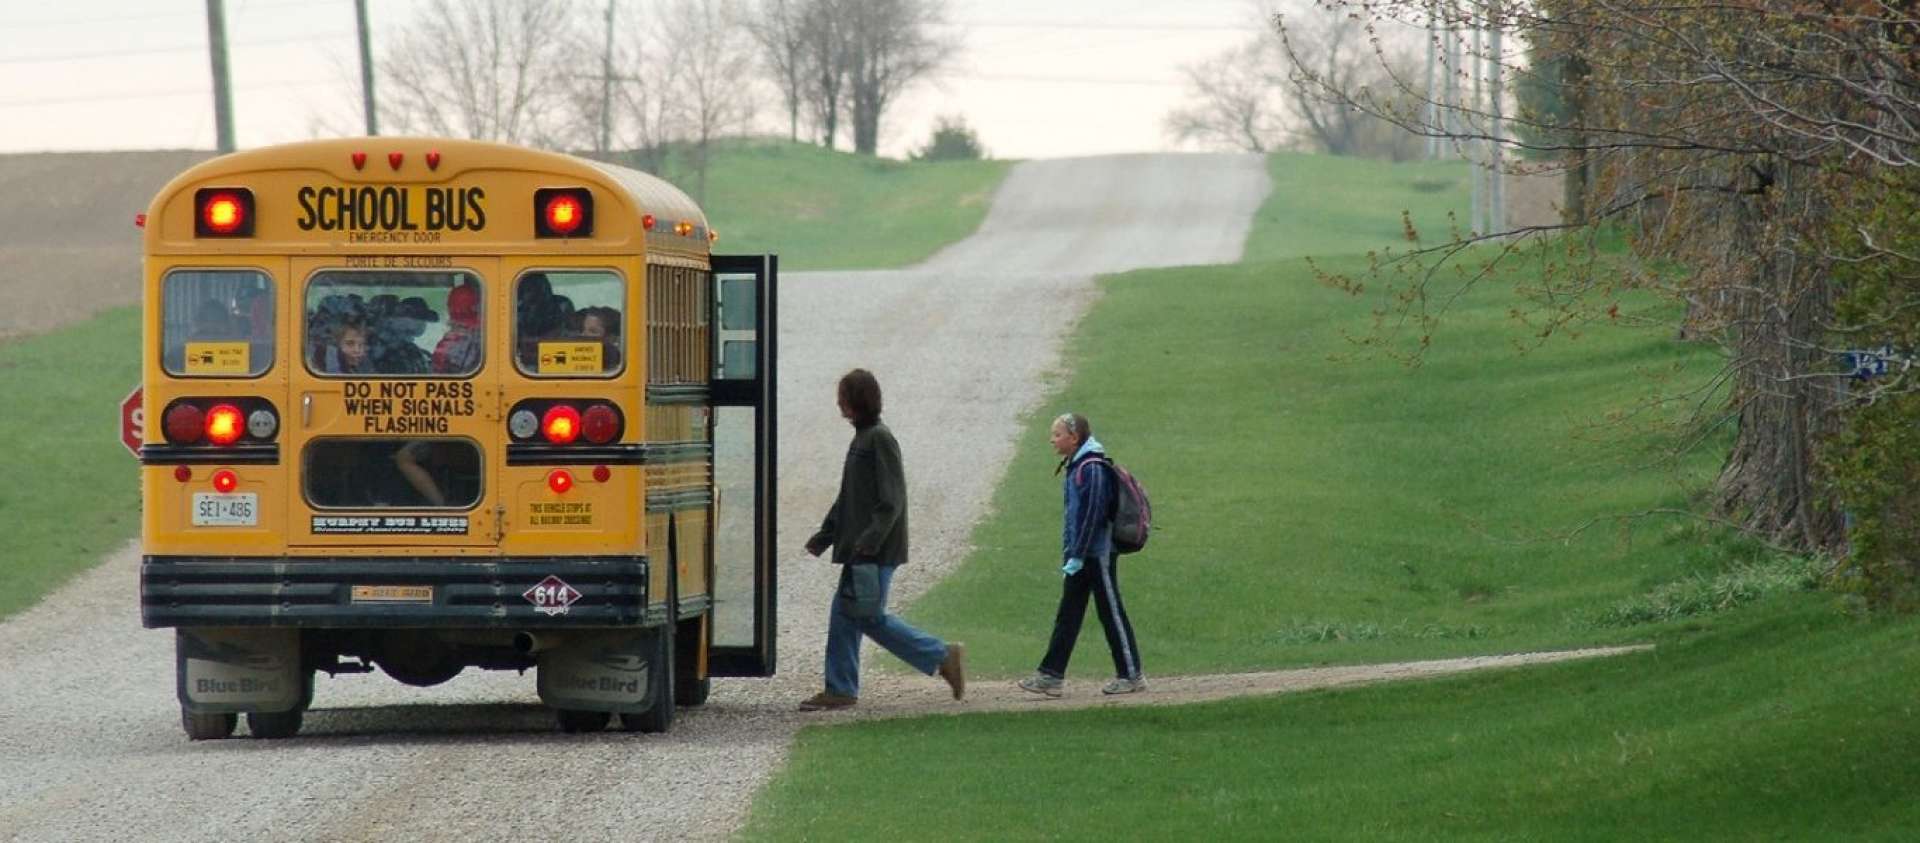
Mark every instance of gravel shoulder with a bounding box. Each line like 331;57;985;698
0;152;1294;842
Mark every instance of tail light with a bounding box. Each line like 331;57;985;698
547;469;574;494
163;404;206;444
541;405;581;444
205;404;244;446
211;469;239;493
513;400;624;445
581;404;619;444
159;398;278;447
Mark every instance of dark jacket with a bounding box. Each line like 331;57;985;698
811;421;909;566
1062;437;1115;561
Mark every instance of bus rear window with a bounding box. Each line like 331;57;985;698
161;270;274;377
304;439;481;510
306;271;483;376
516;270;624;376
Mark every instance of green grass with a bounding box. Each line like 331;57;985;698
0;306;142;618
737;151;1907;839
1242;152;1475;261
902;248;1725;676
745;596;1920;841
690;139;1010;270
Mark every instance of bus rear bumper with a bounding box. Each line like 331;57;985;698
141;555;649;628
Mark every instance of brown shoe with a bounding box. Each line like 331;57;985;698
937;642;966;700
797;691;858;712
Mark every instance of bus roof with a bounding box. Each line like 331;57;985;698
144;137;709;258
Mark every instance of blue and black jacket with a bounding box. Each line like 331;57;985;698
1060;437;1115;562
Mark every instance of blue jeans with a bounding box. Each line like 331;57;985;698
824;563;948;697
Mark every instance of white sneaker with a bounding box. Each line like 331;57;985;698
1017;672;1064;698
1101;675;1147;695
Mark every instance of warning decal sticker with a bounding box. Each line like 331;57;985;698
536;341;602;374
183;342;250;375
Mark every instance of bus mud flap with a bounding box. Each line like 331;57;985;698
536;630;653;714
176;628;303;714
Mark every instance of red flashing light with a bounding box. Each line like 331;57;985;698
541;405;581;444
196;190;252;237
211;469;239;494
642;214;656;231
545;195;584;235
135;213;147;229
592;465;611;484
205;404;244;446
534;188;593;238
547;469;574;495
163;403;205;445
582;404;619;444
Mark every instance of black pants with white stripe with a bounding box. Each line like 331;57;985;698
1038;554;1142;680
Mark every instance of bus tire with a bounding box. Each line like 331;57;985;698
556;709;610;733
620;624;675;733
247;708;303;739
182;709;237;741
674;616;710;707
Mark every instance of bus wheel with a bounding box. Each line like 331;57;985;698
620;625;675;733
247;708;303;739
181;709;237;741
556;709;610;733
674;617;710;707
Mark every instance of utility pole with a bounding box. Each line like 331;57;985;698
1424;1;1439;159
205;0;235;153
1469;11;1484;234
1487;0;1505;233
600;0;617;155
355;0;378;135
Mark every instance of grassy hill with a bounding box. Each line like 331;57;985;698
737;153;1919;839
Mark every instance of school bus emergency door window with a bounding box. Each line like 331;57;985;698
514;270;625;377
304;271;483;377
303;437;483;510
160;269;274;378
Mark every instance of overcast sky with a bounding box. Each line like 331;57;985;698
0;0;1272;160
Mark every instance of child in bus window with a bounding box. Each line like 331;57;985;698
327;317;374;375
433;281;483;374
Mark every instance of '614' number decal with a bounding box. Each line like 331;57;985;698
523;576;581;616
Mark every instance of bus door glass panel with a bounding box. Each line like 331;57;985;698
288;260;499;546
708;255;777;677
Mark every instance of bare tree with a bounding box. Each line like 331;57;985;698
1275;9;1422;160
661;0;760;201
800;0;850;149
746;0;811;141
843;0;956;155
378;0;583;146
1163;40;1290;153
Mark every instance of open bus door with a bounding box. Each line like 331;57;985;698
706;255;777;676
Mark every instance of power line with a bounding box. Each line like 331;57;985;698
0;31;352;65
0;79;335;110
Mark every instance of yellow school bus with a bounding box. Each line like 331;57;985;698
136;137;776;739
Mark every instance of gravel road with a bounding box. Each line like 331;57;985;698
0;152;1271;842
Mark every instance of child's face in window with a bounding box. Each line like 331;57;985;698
339;327;368;367
581;314;607;338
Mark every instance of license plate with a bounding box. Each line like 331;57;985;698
191;492;258;527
